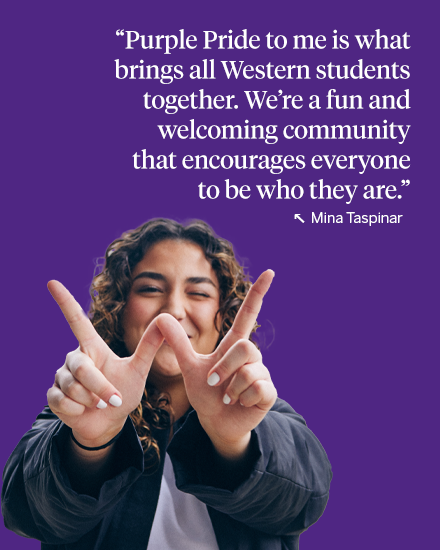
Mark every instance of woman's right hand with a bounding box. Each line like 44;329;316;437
46;280;164;448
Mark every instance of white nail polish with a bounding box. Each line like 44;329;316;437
109;395;122;407
207;372;220;386
96;399;107;409
223;394;231;405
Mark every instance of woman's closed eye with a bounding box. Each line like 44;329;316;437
137;286;163;294
187;285;213;298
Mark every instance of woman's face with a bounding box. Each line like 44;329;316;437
122;239;221;383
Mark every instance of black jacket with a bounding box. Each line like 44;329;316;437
2;399;332;549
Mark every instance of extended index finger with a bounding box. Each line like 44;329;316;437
218;270;274;353
47;280;101;350
155;314;197;371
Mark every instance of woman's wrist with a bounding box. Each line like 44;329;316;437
200;420;252;461
71;429;122;451
70;420;126;456
65;430;121;496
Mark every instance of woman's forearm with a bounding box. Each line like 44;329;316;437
62;434;119;497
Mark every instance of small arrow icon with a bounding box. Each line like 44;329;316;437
294;214;305;223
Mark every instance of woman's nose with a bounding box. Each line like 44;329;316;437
161;291;186;320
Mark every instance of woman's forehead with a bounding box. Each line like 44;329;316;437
133;239;217;281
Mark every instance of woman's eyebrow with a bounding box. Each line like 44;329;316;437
186;276;217;288
133;271;166;282
132;273;216;288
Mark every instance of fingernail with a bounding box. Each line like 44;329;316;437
207;372;220;386
96;399;107;409
223;394;231;405
109;395;122;407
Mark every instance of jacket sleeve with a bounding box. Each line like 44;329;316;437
1;407;145;545
167;398;332;537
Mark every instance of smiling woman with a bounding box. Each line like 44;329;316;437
123;240;222;421
2;218;332;550
123;240;221;359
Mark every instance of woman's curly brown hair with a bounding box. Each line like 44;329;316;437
88;218;255;466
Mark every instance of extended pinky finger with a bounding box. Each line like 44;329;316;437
238;380;277;410
47;385;86;417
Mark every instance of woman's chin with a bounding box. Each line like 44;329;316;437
149;347;182;381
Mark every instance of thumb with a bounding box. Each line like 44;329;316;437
130;318;165;378
155;314;196;371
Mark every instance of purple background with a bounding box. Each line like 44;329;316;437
2;1;438;548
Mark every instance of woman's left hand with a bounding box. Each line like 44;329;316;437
156;270;277;460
